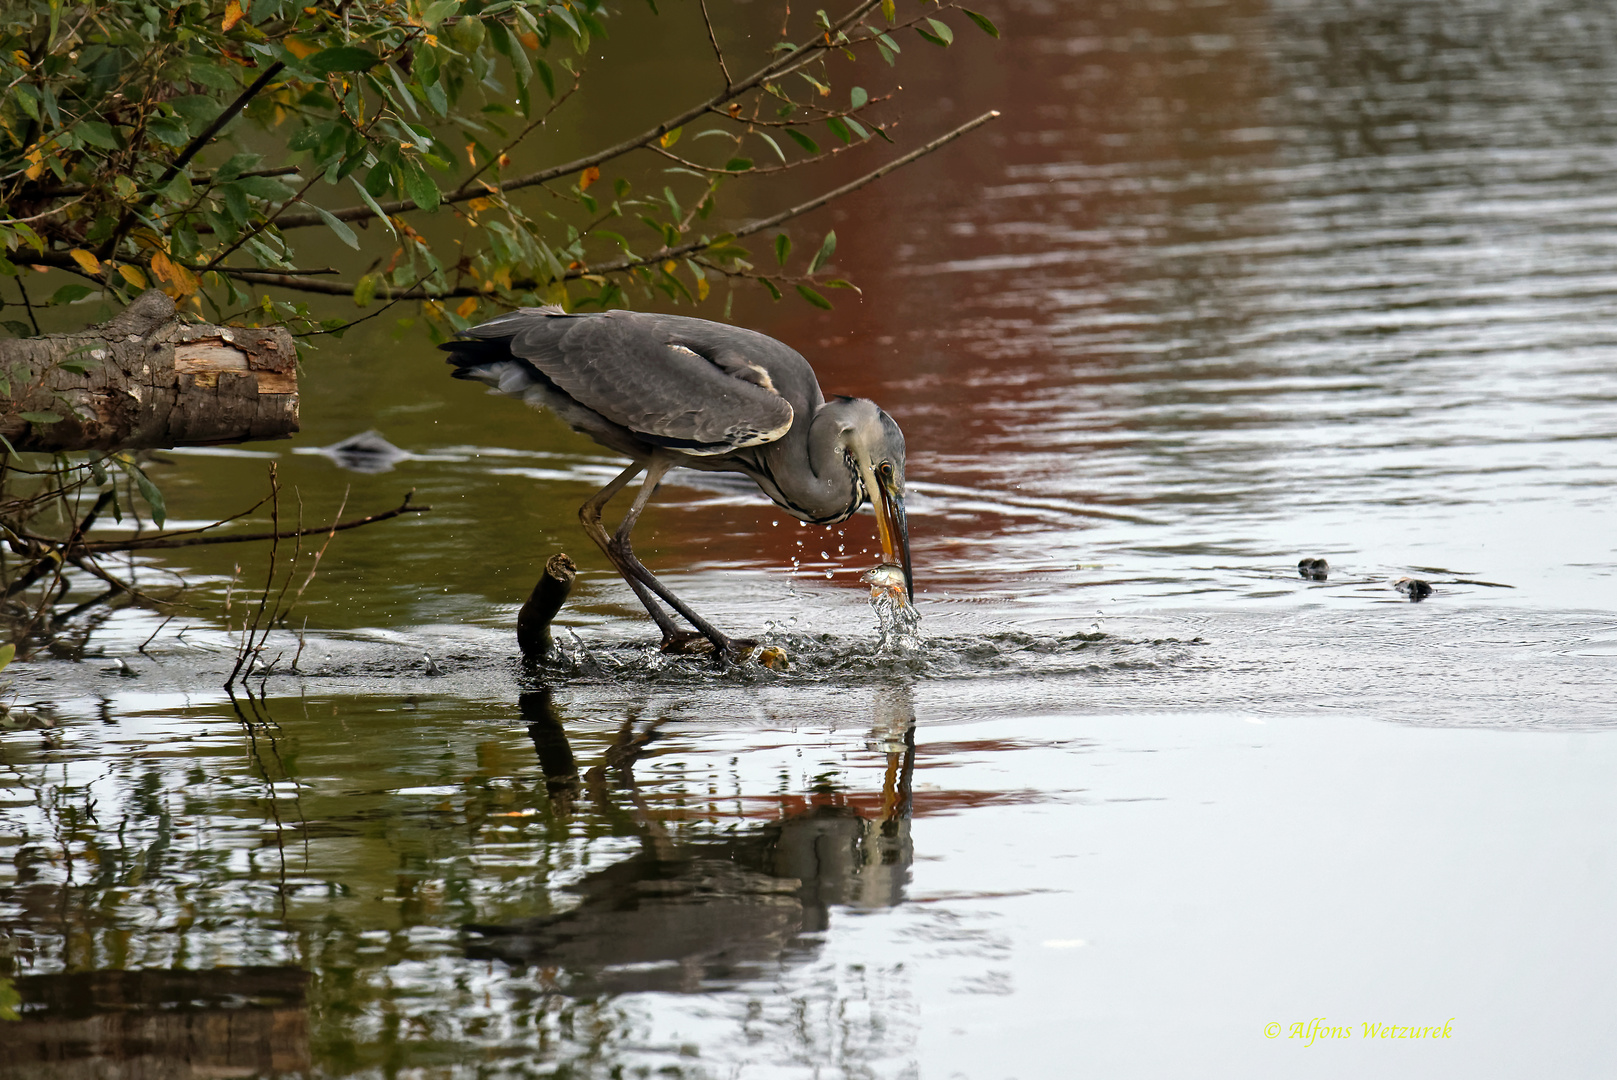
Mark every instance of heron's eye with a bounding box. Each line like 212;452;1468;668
879;462;893;480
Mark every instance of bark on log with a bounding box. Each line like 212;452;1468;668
0;289;299;452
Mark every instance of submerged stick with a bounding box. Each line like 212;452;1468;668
517;553;577;660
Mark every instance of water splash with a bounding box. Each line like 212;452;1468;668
864;564;923;653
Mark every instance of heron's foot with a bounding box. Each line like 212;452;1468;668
659;630;758;666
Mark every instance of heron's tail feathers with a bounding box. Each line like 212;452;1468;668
441;334;534;389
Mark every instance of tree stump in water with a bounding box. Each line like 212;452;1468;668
0;289;298;452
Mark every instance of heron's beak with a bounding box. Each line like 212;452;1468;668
862;463;913;603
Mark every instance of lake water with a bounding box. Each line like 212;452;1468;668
5;0;1617;1076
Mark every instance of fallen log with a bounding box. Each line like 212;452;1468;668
0;289;298;452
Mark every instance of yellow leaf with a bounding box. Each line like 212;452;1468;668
149;251;198;298
11;50;29;69
465;142;477;166
118;265;148;289
518;31;539;51
425;33;439;47
697;276;711;301
222;0;244;32
662;260;677;275
69;249;101;275
579;166;600;191
284;36;318;59
456;296;479;318
24;147;44;181
468;198;492;212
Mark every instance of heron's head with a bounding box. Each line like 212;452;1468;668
827;397;912;602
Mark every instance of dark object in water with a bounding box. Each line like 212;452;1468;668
315;429;412;474
1393;576;1433;601
518;553;578;659
657;630;789;669
1297;557;1330;581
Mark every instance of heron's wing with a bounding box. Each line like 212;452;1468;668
471;310;796;454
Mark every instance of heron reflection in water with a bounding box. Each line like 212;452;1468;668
464;687;917;994
443;308;913;661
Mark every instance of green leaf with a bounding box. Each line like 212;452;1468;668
724;157;753;172
785;128;819;155
19;412;62;424
350;176;398;238
917;19;954;46
310;203;360;249
795;284;833;310
808;230;837;274
756;131;786;162
236;175;293;200
824;278;863;294
308;46;383;73
147;116;189;147
774;233;792;267
132;467;166;529
422;0;460;28
0;643;13;674
826;117;852;144
77;121;120;149
962;9;1000;37
49;284;95;305
760;277;782;301
214;152;261;181
851;86;868;110
401;160;442;211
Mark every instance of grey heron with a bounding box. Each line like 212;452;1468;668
443;307;912;661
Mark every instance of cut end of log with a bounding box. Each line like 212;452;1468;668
0;290;300;453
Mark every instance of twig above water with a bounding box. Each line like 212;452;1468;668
74;492;430;553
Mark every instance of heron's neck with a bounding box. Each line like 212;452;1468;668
752;403;860;524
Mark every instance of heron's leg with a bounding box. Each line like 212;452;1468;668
609;454;740;659
578;461;685;643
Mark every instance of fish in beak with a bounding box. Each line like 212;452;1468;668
858;459;913;603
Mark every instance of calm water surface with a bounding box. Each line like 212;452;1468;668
5;0;1617;1076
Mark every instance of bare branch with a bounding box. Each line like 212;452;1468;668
699;0;734;91
584;110;1001;276
75;492;430;553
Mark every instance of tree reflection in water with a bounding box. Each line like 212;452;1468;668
465;684;916;995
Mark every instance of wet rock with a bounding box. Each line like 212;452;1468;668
1297;557;1330;581
1393;576;1433;601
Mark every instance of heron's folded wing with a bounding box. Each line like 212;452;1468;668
499;311;795;453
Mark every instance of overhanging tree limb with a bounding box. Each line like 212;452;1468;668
266;0;887;231
211;109;1001;300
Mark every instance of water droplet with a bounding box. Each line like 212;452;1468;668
820;551;829;559
825;570;833;578
772;520;779;527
